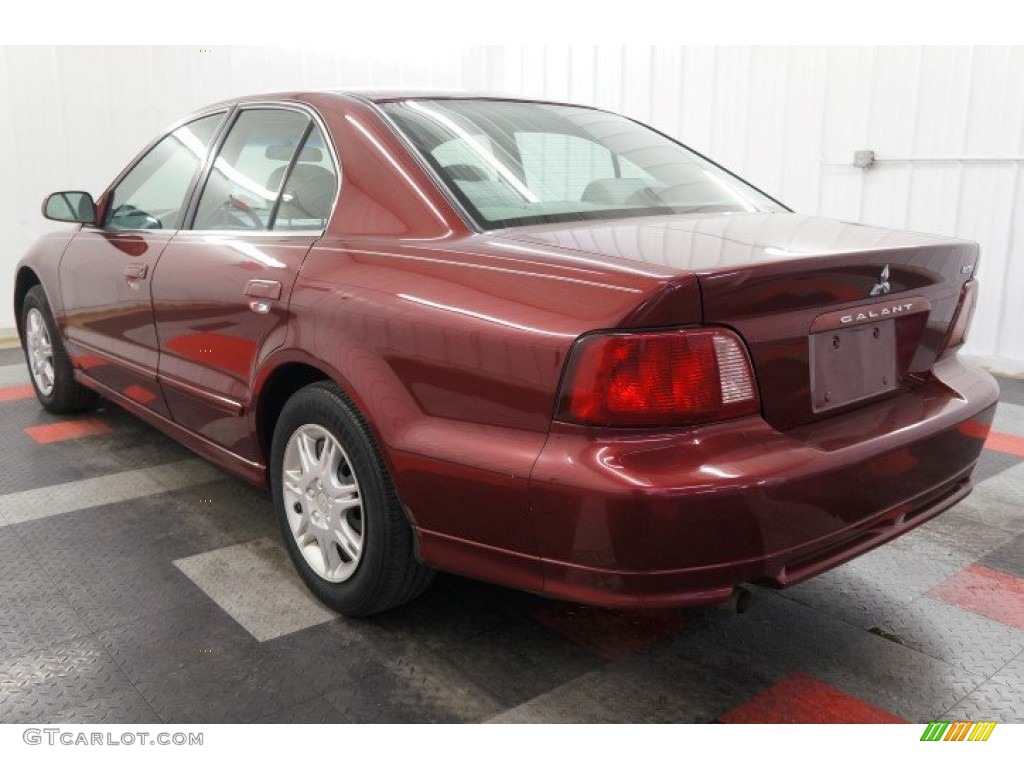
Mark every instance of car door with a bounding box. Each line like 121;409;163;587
151;105;338;461
59;111;227;416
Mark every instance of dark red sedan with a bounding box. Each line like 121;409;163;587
15;91;998;616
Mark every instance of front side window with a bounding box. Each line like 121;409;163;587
193;108;336;231
106;112;225;230
381;99;785;229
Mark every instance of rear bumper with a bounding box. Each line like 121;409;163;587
527;355;1000;609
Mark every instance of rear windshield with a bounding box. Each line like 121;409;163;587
379;99;786;229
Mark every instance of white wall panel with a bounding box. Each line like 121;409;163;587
2;45;1022;373
0;44;475;337
488;44;1024;374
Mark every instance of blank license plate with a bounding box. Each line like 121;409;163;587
809;321;897;413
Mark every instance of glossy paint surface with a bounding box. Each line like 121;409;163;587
59;228;174;417
152;232;319;460
13;91;1000;609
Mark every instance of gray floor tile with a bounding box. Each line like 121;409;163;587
944;652;1024;721
174;538;336;642
950;469;1024;534
874;595;1024;677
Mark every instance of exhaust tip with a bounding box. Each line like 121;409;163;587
717;586;754;615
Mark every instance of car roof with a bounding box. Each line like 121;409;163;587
331;89;577;104
198;89;595;112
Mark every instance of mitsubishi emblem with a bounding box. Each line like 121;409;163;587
869;264;891;297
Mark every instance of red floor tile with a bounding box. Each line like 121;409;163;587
719;673;907;724
533;602;687;661
985;430;1024;458
24;418;112;444
0;384;35;402
928;564;1024;630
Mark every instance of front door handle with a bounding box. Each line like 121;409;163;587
124;263;148;280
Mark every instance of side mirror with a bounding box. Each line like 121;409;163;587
42;191;96;224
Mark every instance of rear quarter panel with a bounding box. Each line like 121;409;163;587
269;94;698;568
286;234;681;562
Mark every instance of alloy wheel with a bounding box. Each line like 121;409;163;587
282;424;364;583
25;308;55;396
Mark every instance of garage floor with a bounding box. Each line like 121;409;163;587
1;345;1022;724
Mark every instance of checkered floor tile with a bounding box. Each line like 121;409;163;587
1;345;1022;724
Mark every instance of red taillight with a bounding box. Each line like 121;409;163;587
556;328;760;427
942;279;978;353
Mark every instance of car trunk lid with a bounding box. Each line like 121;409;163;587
497;212;979;430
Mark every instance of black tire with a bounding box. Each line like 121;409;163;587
21;285;99;414
270;381;433;616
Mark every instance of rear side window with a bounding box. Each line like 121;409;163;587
273;125;338;231
106;112;224;231
192;109;338;231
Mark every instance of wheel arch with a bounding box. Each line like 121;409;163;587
13;266;43;341
252;350;383;475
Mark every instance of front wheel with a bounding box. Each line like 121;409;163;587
21;285;98;414
270;382;433;616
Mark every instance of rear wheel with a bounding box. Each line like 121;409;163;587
270;381;433;616
21;285;98;414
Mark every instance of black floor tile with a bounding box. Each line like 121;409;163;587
96;599;262;682
427;615;603;710
0;635;142;723
258;695;350;724
980;533;1024;578
14;481;276;632
661;592;985;723
363;573;532;648
0;400;196;495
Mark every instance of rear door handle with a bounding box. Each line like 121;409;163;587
245;279;283;315
124;263;148;279
244;279;282;300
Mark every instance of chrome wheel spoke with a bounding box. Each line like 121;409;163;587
319;533;342;575
331;494;361;513
296;431;318;476
333;522;362;562
318;438;337;475
284;469;304;498
324;472;359;506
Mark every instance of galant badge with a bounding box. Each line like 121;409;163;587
869;264;891;297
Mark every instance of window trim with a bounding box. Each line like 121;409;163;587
267;119;315;231
99;108;231;233
183;100;341;236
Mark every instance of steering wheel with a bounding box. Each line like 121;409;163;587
211;196;265;229
108;204;163;230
